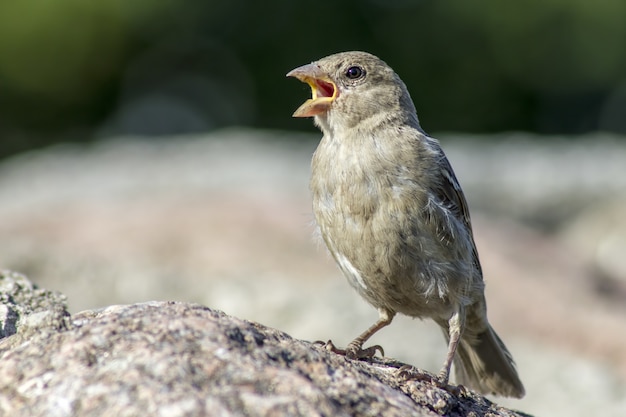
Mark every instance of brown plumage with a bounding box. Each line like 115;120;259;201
287;51;524;398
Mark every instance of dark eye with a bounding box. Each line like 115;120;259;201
345;66;364;80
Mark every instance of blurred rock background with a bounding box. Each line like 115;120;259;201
1;1;625;416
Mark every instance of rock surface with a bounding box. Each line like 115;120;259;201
0;271;528;417
0;270;70;344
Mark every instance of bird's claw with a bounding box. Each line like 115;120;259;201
314;340;341;352
346;342;384;359
314;339;384;359
397;365;468;396
396;365;435;383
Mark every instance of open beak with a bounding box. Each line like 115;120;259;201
286;63;337;118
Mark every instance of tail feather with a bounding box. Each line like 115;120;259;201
453;324;525;398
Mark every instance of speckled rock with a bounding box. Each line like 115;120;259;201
0;270;70;344
0;273;529;417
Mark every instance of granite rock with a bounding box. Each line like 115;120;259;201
0;273;529;417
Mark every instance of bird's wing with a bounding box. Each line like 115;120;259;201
437;156;472;233
428;142;483;277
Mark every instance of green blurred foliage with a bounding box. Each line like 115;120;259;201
0;0;625;157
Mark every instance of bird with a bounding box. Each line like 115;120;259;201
286;51;525;398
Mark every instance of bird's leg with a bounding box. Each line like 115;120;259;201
344;308;395;359
319;308;394;359
438;306;465;384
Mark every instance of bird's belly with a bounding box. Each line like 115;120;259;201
315;195;461;319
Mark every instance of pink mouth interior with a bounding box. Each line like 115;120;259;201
316;79;335;98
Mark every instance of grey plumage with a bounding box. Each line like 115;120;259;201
288;51;524;398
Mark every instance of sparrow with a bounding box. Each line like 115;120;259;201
287;51;524;398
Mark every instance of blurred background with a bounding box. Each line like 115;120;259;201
1;0;626;157
1;1;626;416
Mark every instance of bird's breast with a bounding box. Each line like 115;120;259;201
311;136;383;223
311;133;411;292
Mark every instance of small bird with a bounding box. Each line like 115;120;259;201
287;51;524;398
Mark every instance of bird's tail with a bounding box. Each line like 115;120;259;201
452;323;525;398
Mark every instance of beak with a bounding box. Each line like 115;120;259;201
286;63;337;118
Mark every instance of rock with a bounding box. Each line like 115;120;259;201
0;272;529;417
0;270;70;343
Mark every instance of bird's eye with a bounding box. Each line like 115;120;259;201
345;66;364;80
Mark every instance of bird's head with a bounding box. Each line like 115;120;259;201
287;51;419;133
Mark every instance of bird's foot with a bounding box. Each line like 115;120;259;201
396;365;437;383
346;340;385;359
396;365;467;396
436;368;450;386
315;339;384;359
